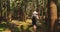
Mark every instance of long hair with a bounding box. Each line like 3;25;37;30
32;16;37;21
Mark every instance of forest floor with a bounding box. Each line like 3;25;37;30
0;19;43;32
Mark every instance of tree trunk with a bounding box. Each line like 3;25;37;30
7;0;11;21
50;1;57;32
0;0;2;17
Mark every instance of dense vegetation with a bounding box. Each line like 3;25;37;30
0;0;60;32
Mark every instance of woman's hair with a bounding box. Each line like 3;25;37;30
32;16;36;19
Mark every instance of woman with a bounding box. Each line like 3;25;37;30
32;11;38;32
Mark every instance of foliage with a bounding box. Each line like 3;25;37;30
0;19;44;32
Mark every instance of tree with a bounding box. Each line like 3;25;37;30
47;0;58;32
0;0;2;17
